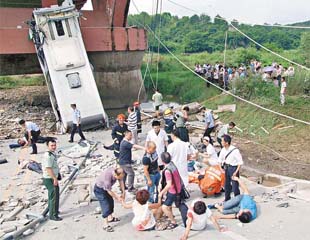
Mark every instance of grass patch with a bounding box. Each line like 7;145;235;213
0;75;44;89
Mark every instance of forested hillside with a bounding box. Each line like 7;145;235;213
128;12;310;54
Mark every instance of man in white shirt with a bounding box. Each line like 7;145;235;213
145;120;168;170
218;134;243;201
69;104;86;143
217;122;235;148
167;129;190;187
280;77;287;106
18;119;41;154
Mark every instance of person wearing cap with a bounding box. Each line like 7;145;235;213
69;104;86;143
219;134;243;201
133;101;142;135
104;114;128;160
163;108;175;144
213;176;257;224
18;119;41;154
200;136;220;166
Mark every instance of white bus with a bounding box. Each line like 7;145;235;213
30;0;107;132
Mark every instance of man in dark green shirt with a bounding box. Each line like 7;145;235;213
42;139;62;221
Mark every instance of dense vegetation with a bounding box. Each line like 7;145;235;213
128;12;310;60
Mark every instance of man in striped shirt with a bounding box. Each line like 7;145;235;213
126;107;138;144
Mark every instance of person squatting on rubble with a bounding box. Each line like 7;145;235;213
217;122;236;148
219;134;243;201
69;103;86;143
94;167;126;232
180;199;226;240
42;139;62;221
175;106;189;142
18;119;41;154
119;131;146;192
143;141;161;203
121;189;162;231
212;176;257;223
104;114;127;160
145;120;168;171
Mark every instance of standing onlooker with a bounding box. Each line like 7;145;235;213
217;122;235;148
119;131;145;192
159;152;189;228
104;114;127;160
219;135;243;201
276;65;282;87
280;77;287;106
202;107;215;144
69;104;86;143
167;130;190;187
145;120;168;170
143;141;160;203
19;119;41;154
42;139;62;221
133;101;142;135
152;89;163;118
127;107;138;144
94;167;125;232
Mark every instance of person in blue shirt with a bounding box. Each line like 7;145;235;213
213;176;257;223
201;107;215;145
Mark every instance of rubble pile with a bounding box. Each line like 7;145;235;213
0;86;55;140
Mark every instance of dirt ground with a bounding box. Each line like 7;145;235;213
1;86;309;180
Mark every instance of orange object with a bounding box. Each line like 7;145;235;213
133;101;140;106
117;114;126;120
189;175;200;184
199;165;225;196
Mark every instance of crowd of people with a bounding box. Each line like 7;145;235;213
19;90;257;239
194;60;293;105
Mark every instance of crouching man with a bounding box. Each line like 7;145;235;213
214;176;257;223
94;167;126;232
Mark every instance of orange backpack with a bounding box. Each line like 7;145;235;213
199;165;225;196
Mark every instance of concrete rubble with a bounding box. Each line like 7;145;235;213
0;101;310;239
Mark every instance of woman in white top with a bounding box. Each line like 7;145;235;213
181;199;225;240
122;189;161;231
200;136;220;166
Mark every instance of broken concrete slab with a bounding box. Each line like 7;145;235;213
214;104;236;113
23;228;34;236
3;205;24;221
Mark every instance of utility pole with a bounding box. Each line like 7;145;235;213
224;30;228;66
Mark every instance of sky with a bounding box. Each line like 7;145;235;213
125;0;310;25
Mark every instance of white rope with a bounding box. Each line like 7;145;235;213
131;0;310;125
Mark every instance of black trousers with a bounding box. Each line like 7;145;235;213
203;127;214;144
25;130;40;154
70;124;85;141
224;165;240;201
